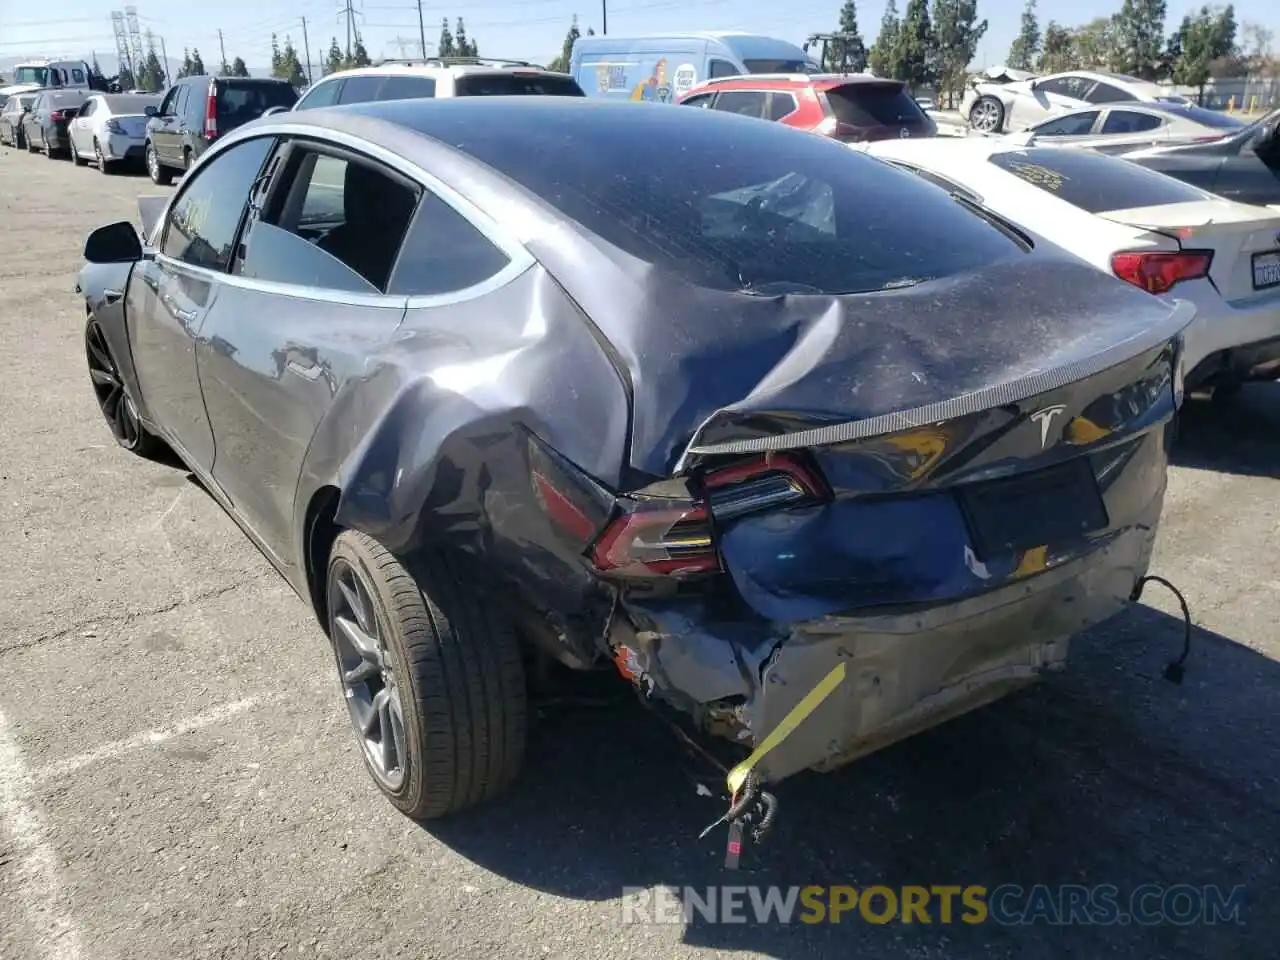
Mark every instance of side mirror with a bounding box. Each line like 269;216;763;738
84;221;143;264
1027;78;1040;90
144;104;157;116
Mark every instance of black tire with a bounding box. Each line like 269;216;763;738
14;129;25;150
26;135;39;153
84;316;168;461
1211;381;1243;405
72;141;89;166
94;139;116;175
325;532;528;820
969;95;1005;133
145;142;173;186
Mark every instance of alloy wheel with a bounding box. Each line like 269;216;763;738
328;558;408;791
970;100;1001;132
85;320;143;449
95;140;107;174
146;144;158;180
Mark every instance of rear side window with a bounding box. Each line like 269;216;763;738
297;79;342;109
1035;111;1098;136
1101;110;1161;134
1085;81;1132;104
823;83;928;127
1164;105;1245;129
437;106;1026;295
989;148;1211;213
162;135;274;270
387;192;511;296
712;90;768;119
453;74;584;97
337;76;382;104
378;76;436;100
768;93;797;121
708;59;738;78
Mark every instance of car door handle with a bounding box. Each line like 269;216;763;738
103;288;124;303
286;360;322;381
173;307;197;323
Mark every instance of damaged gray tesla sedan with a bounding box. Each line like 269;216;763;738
76;97;1194;826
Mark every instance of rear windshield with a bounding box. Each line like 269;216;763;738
744;59;822;74
49;92;86;107
426;103;1025;295
104;94;159;114
1161;104;1246;129
216;80;298;112
824;82;929;127
453;74;584;97
989;148;1211;213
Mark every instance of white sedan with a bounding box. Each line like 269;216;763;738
66;92;161;173
961;69;1189;135
861;137;1280;394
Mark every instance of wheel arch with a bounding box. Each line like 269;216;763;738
303;483;344;635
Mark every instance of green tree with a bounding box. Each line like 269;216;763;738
177;49;194;79
868;0;903;77
548;15;581;72
190;48;206;76
231;56;249;77
1038;21;1078;72
280;38;307;86
141;46;166;91
326;38;344;74
270;34;283;76
826;0;869;73
1007;0;1041;69
1111;0;1166;79
350;33;371;67
455;18;476;57
115;65;136;91
1072;16;1119;68
1171;11;1215;99
438;18;455;58
931;0;986;106
896;0;935;90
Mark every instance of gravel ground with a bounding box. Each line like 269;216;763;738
0;140;1277;960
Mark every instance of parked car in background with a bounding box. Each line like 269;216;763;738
0;93;37;149
67;92;162;173
864;137;1280;394
962;69;1191;134
677;72;937;142
144;75;298;185
1118;107;1280;210
293;58;583;110
77;97;1190;824
21;89;91;158
570;32;820;102
0;58;98;101
997;101;1247;153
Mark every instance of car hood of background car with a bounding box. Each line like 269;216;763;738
527;244;1194;479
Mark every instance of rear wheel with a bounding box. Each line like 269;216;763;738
85;316;167;460
94;139;116;175
325;532;528;820
72;140;88;166
15;128;26;150
145;142;172;186
969;95;1005;133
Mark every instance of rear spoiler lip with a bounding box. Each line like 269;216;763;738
672;298;1196;472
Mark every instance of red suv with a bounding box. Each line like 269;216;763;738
676;73;937;143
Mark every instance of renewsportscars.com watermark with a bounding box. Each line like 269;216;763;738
621;884;1246;926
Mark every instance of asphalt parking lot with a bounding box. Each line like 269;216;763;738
1;143;1278;960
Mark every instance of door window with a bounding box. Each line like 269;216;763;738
1101;110;1162;134
72;68;86;84
251;144;420;292
1037;76;1094;100
387;192;511;296
708;59;738;79
680;93;714;108
1084;81;1133;104
377;75;437;100
159;87;178;115
337;76;383;104
1033;111;1099;136
712;90;768;119
297;79;342;109
768;92;798;121
161;135;275;270
173;85;190;120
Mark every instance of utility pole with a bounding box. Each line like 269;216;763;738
602;0;607;35
218;28;227;74
159;36;170;86
344;0;354;60
300;16;313;85
416;0;427;63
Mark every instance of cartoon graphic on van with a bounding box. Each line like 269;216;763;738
630;58;670;102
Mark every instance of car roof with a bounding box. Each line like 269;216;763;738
683;71;900;95
315;60;566;82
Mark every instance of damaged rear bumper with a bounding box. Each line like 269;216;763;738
615;513;1157;786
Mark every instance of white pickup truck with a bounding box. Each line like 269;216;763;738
0;59;99;105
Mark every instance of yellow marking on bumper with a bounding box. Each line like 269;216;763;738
727;660;848;796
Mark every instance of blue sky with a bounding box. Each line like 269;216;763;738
3;0;1277;76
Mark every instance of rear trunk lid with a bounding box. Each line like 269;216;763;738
818;80;936;141
112;114;150;137
1097;200;1280;303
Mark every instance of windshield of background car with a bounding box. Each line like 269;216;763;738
425;103;1026;294
744;59;822;73
453;74;584;96
989;147;1212;213
824;82;930;127
105;94;159;114
14;67;49;85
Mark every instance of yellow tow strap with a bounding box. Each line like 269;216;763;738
726;660;848;796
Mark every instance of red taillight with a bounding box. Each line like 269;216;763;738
49;110;69;122
589;453;826;579
203;85;217;139
1110;250;1213;294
